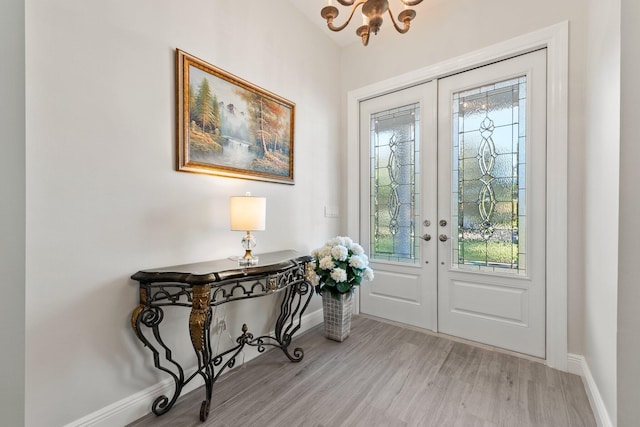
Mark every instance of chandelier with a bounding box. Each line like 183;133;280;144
321;0;424;46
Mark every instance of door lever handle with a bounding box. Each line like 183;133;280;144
439;234;450;242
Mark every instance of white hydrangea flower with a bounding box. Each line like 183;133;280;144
331;267;347;282
348;255;366;269
319;255;334;270
318;245;332;258
331;245;349;261
363;267;375;281
328;236;343;247
350;243;365;255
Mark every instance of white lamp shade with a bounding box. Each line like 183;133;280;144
230;196;266;231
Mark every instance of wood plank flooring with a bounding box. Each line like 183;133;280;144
128;316;596;427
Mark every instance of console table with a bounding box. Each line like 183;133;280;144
130;250;314;421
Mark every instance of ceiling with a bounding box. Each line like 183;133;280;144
287;0;433;47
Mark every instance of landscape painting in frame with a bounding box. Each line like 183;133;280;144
177;49;295;184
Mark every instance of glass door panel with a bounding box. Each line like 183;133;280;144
370;103;420;264
452;77;527;275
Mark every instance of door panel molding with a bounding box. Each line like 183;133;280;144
449;280;529;326
347;22;568;370
370;271;422;303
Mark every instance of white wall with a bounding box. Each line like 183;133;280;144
583;0;621;423
339;0;588;356
0;0;26;425
24;1;341;425
617;0;640;424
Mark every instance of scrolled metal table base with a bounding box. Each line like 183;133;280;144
131;253;313;422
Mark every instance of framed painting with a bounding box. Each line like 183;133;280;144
176;49;295;184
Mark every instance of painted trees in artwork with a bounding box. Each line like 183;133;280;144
188;78;223;157
193;78;222;134
235;89;290;175
187;69;291;177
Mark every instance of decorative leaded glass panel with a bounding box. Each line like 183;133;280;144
370;103;420;263
452;77;526;273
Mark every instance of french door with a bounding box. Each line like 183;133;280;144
359;82;438;330
359;50;547;357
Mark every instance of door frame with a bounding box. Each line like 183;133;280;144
346;22;569;370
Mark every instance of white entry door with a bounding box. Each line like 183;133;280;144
359;82;438;330
437;50;547;358
360;50;547;358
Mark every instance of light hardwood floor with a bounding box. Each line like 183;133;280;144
128;316;596;427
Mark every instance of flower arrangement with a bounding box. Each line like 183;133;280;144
311;236;374;299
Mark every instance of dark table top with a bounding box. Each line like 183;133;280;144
131;250;312;286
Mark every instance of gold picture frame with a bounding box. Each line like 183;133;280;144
176;49;295;184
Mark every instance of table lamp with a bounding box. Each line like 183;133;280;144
230;192;266;266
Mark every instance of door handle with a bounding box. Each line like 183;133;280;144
439;234;450;242
420;234;431;241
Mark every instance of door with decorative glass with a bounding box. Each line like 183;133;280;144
360;50;547;358
359;82;438;330
437;50;546;357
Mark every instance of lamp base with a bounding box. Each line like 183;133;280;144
237;232;259;266
238;256;259;267
238;246;258;267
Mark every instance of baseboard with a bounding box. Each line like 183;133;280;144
64;308;324;427
567;353;584;376
567;353;613;427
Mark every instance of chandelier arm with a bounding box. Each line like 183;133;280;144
400;0;423;5
362;30;371;46
326;1;367;32
357;25;371;46
388;8;411;34
337;0;357;5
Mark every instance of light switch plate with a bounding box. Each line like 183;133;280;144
324;205;339;218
